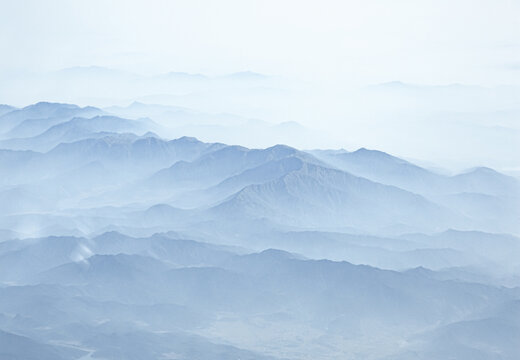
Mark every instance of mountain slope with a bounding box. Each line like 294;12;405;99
0;115;153;151
0;330;86;360
312;148;520;198
213;161;461;233
0;102;102;135
149;144;317;189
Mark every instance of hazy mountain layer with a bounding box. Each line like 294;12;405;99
0;102;518;359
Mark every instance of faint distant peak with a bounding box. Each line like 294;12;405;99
141;131;160;138
464;166;499;175
454;166;509;179
352;147;405;161
264;143;298;153
259;248;298;258
128;101;147;107
405;266;435;277
93;230;129;240
145;203;185;215
353;147;385;154
378;80;408;88
25;101;79;110
456;167;519;182
275;121;306;130
174;135;202;143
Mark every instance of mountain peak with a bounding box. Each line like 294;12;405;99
465;166;500;175
351;147;406;163
175;136;201;143
258;248;300;259
26;101;79;110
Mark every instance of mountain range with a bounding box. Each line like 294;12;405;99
0;101;518;360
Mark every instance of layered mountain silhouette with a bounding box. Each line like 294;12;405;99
0;101;518;360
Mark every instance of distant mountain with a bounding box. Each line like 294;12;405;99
25;239;516;329
450;167;520;197
149;144;307;189
0;99;518;360
4;106;104;139
386;300;520;360
46;135;224;173
0;235;88;282
0;149;43;186
0;114;145;152
105;101;191;120
37;253;172;286
0;330;86;360
0;186;54;214
401;230;520;269
1;232;239;285
197;156;312;205
91;231;236;266
4;136;230;205
0;136;229;210
1;230;518;359
219;248;515;327
435;191;520;234
0;148;40;168
312;147;520;198
212;160;459;233
0;134;515;235
106;101;265;127
172;152;325;208
0;104;16;117
310;147;445;194
0;102;103;135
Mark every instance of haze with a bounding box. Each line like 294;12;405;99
1;2;520;359
1;0;519;172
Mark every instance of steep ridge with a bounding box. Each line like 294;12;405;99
213;161;461;233
0;115;154;151
148;144;307;188
311;148;520;197
0;102;102;135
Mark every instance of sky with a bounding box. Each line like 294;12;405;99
1;0;519;85
0;0;519;172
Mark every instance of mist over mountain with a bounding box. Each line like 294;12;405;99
4;68;519;173
0;100;518;359
2;1;519;357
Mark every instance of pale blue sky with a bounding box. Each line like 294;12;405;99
1;0;519;85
